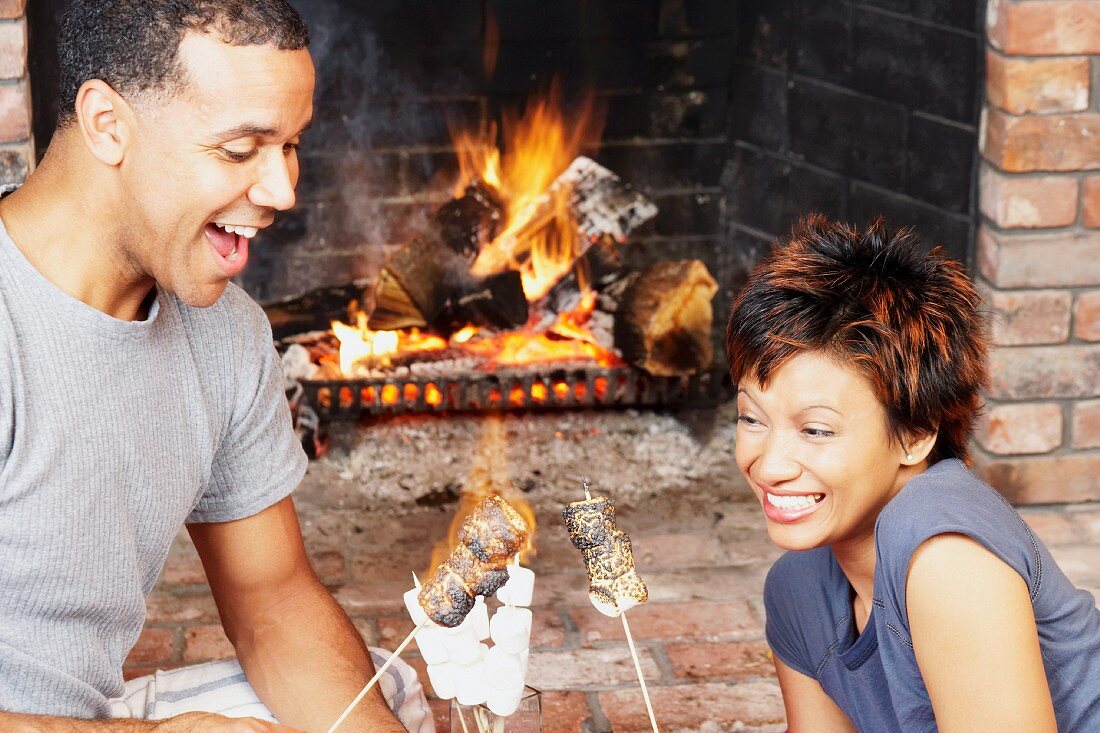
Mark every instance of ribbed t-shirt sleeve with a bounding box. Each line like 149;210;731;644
764;552;819;679
187;293;307;523
0;325;12;468
873;461;1041;636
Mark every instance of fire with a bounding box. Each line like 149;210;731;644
330;82;620;379
331;312;448;376
427;416;537;576
453;80;603;298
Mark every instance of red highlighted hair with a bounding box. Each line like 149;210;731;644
726;215;988;464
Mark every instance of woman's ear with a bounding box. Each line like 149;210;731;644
902;430;938;466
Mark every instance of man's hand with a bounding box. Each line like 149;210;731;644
154;712;304;732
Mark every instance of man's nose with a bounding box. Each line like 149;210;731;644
249;151;297;211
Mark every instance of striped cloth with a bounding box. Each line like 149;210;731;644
108;650;433;732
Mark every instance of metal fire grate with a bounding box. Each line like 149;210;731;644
302;366;730;419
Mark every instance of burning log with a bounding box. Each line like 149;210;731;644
436;270;529;333
263;281;370;340
370;182;524;332
369;231;453;330
614;260;718;376
436;179;504;259
470;156;658;279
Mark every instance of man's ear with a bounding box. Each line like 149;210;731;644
74;79;134;166
902;430;938;466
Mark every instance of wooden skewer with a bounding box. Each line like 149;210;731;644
456;704;472;733
326;618;429;733
621;612;660;733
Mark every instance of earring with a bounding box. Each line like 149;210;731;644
906;454;914;462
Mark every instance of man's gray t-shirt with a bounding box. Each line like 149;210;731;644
0;219;308;717
764;459;1100;731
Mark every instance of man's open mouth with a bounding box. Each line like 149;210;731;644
204;222;257;275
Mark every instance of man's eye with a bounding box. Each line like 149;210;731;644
221;148;256;162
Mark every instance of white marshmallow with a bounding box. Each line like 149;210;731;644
403;587;429;626
454;654;491;707
426;662;458;700
414;626;448;665
489;606;532;655
485;683;525;717
497;564;535;607
443;623;482;665
470;596;490;641
484;646;525;691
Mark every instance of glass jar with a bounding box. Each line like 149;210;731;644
449;687;541;733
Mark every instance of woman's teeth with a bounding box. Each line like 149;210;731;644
766;492;825;511
214;223;258;239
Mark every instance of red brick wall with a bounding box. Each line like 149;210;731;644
0;0;30;185
977;0;1100;503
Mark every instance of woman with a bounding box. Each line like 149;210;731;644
725;216;1100;732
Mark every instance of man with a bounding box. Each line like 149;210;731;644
0;1;429;731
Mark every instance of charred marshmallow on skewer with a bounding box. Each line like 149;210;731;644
562;488;649;617
419;495;530;627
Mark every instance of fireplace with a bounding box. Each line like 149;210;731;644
24;1;1100;505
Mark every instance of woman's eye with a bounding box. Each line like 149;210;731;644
283;142;300;155
737;415;761;427
803;427;834;438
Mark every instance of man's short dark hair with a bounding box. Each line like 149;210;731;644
57;0;310;127
726;215;989;465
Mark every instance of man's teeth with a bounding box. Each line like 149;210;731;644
766;492;824;511
214;223;258;238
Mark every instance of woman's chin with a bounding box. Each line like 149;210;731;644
767;523;827;553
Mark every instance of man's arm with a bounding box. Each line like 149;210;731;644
0;711;300;732
907;533;1057;733
187;496;405;733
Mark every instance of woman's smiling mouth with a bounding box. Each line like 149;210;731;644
761;490;826;524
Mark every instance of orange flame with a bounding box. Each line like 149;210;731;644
427;416;536;576
331;83;620;377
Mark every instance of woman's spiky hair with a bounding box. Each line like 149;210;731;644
726;215;988;464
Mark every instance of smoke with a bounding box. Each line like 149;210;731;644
275;0;478;300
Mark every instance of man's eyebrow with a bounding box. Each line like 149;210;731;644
211;118;313;141
212;123;282;141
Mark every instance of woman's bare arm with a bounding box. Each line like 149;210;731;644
773;655;857;733
907;533;1057;733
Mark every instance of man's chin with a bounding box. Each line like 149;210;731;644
171;280;230;309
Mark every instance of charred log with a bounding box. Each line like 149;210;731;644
436;179;504;259
614;260;718;377
264;281;371;340
471;156;657;278
436;270;529;333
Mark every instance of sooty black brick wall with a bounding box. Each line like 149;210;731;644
29;0;983;345
725;0;984;291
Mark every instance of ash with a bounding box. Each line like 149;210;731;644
297;402;746;515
